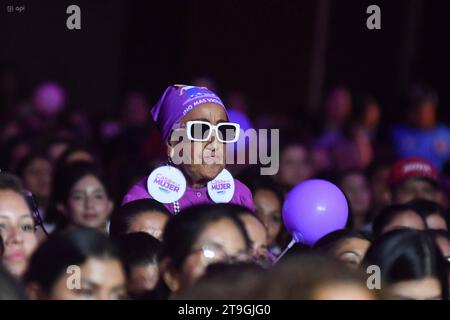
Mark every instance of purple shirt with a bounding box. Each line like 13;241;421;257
122;176;255;214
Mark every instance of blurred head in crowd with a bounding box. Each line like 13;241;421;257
109;199;170;241
179;262;265;299
159;204;251;297
372;203;426;238
407;84;439;130
324;86;352;128
363;229;448;300
232;205;269;265
337;170;372;230
247;179;284;247
25;227;126;300
115;232;161;299
357;95;381;133
15;152;52;208
32;81;66;118
389;157;441;204
275;141;314;191
52;161;113;231
408;199;448;231
56;144;96;166
262;254;377;300
366;160;392;217
122;91;149;128
0;173;38;278
314;230;371;269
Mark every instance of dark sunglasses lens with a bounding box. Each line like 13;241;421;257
190;123;210;140
217;124;237;141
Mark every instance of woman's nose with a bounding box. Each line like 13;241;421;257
5;227;24;245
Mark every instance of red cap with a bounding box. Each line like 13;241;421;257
389;157;439;186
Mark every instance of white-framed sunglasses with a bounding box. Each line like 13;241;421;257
172;120;240;143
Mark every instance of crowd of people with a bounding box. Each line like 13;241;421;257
1;67;450;300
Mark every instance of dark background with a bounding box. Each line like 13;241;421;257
1;0;449;122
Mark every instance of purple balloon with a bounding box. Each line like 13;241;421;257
282;179;348;246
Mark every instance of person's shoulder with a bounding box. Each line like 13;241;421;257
121;176;151;205
234;178;252;195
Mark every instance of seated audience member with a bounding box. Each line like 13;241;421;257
314;229;371;268
109;199;170;241
25;227;127;300
388;157;441;204
363;229;448;300
115;232;161;299
0;173;38;279
158;204;251;299
261;254;378;300
408;198;449;231
48;161;114;232
372;203;426;238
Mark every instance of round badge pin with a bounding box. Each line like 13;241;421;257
207;168;235;203
147;166;186;203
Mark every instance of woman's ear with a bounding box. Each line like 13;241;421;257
159;258;181;294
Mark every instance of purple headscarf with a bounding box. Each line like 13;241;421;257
151;85;227;141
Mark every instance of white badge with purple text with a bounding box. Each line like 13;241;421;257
207;168;235;203
147;166;186;204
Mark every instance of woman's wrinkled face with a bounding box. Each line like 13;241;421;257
332;238;371;269
126;211;169;241
63;175;113;230
254;189;282;245
0;190;38;278
170;103;227;185
23;158;52;200
49;258;127;300
175;218;249;293
389;277;442;300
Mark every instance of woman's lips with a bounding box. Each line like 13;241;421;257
83;212;99;220
4;251;26;262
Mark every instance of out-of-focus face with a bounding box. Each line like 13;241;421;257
22;157;52;200
169;218;249;294
128;263;159;296
172;104;227;186
325;87;352;125
239;214;268;261
49;258;127;300
62;175;113;231
389;277;441;300
313;283;375;300
413;102;437;129
254;189;282;245
381;210;426;234
363;101;381;129
0;190;38;278
340;173;371;218
277;145;313;189
370;165;391;211
425;214;448;231
126;211;169;241
48;142;69;163
332;238;371;269
393;178;439;204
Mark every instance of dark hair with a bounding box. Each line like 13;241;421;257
408;83;439;111
47;161;110;227
24;227;122;294
314;229;372;254
244;176;284;206
109;199;170;239
372;203;426;238
55;144;96;166
114;232;161;277
407;199;449;230
363;229;448;299
160;203;251;270
0;172;25;195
